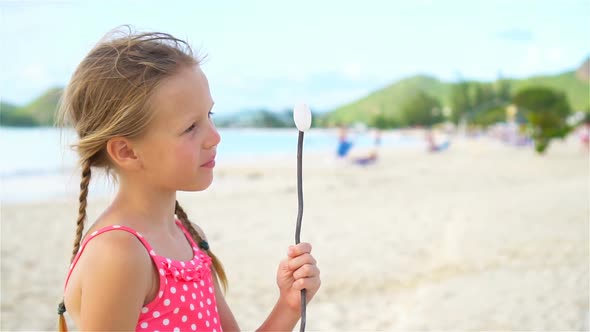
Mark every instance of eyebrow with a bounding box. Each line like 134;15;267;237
184;101;215;121
178;101;215;129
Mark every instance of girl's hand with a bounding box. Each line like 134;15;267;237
276;242;321;313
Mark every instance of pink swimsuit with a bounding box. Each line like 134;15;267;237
64;220;223;332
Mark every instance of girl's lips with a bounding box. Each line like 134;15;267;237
201;159;215;168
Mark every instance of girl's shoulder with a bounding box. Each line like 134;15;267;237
69;213;155;282
74;224;154;283
64;226;155;329
82;225;151;260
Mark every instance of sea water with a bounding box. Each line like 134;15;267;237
1;127;418;203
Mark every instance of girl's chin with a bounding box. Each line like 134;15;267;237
182;176;214;192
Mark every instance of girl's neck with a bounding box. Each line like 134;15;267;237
109;179;178;232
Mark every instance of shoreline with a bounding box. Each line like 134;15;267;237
1;128;421;204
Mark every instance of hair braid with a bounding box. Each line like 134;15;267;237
175;200;227;291
58;158;92;331
71;159;92;262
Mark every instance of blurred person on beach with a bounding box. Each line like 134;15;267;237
425;129;450;153
336;125;353;158
335;125;381;166
352;129;381;166
578;114;590;152
56;27;320;331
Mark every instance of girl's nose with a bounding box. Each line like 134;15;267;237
206;121;221;149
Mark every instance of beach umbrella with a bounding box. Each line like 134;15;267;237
293;103;311;332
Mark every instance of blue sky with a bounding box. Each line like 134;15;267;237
1;0;588;114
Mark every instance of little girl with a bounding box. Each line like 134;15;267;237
57;28;321;331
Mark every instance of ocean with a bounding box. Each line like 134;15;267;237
1;127;418;203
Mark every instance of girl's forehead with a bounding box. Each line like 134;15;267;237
150;66;212;118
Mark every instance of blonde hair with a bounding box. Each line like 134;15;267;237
56;27;227;331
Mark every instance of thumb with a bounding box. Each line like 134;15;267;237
278;258;290;274
276;258;293;289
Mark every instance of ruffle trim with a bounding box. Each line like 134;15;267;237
161;251;212;282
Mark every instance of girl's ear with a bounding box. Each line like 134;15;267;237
106;137;142;171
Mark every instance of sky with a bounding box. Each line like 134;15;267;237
1;0;588;115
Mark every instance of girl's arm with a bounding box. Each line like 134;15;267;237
194;223;321;331
256;298;300;331
76;231;153;330
208;244;318;332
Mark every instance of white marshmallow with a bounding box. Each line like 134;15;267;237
293;103;312;131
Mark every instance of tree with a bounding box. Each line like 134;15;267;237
496;79;511;102
473;83;496;108
370;112;398;129
512;87;572;153
450;82;471;124
471;106;506;128
0;109;37;126
400;91;443;127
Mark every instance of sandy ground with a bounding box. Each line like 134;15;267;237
1;135;589;331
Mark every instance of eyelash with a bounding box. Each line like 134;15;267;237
185;112;214;133
186;123;196;132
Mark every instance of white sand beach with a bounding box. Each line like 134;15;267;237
1;135;588;331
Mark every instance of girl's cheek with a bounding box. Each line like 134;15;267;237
177;139;199;161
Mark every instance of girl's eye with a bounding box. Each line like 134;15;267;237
185;123;196;133
185;112;213;133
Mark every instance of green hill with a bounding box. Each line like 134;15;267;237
19;87;63;125
215;108;295;128
2;63;588;128
1;101;18;115
324;75;450;125
326;68;589;126
1;87;62;127
1;101;36;126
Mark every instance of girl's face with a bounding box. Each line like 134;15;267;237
134;65;221;192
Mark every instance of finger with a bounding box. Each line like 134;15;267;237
292;264;320;280
287;253;316;271
291;276;321;292
278;258;289;272
287;242;312;257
